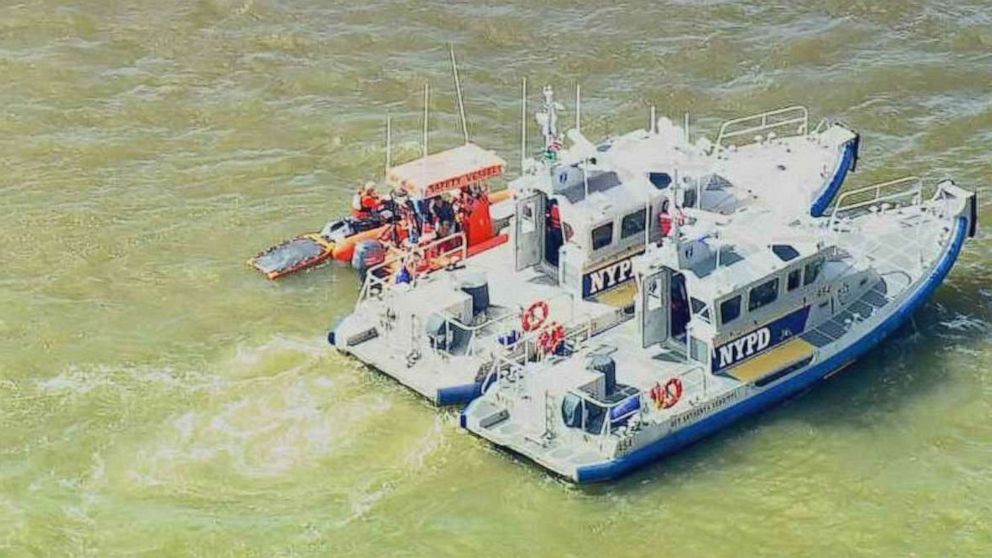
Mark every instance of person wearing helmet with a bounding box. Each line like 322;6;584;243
351;183;368;219
360;181;381;215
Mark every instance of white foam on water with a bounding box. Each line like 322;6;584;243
939;313;988;332
34;364;205;398
232;335;328;367
335;415;451;527
123;335;395;484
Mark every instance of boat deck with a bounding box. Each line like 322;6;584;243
342;241;631;404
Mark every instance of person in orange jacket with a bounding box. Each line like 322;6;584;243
351;181;381;220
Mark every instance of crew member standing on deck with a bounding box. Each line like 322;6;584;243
658;198;685;244
435;193;456;238
546;198;563;266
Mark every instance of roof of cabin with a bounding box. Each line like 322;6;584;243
388;143;505;199
671;209;827;301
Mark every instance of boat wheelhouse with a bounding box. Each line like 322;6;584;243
462;177;977;482
329;86;860;405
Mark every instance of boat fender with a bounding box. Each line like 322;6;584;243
522;300;550;332
326;316;346;347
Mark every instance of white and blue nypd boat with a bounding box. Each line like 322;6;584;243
462;177;977;482
329;85;860;405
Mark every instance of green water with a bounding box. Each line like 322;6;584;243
1;1;990;556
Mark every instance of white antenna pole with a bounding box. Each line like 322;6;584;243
644;198;651;251
650;105;656;134
684;112;690;143
423;82;429;158
583;158;590;199
449;44;469;144
575;84;581;133
385;113;392;177
521;78;527;173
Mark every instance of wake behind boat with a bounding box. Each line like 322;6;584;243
329;84;860;405
462;177;977;482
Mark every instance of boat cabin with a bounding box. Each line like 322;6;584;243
511;160;675;305
387;143;508;248
631;210;877;383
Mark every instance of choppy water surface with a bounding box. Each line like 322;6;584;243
1;1;991;555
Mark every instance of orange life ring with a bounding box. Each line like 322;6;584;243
650;377;683;409
522;300;550;332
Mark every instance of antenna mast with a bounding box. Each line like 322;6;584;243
422;82;429;158
520;78;527;173
575;84;581;133
449;44;469;144
385;113;392;177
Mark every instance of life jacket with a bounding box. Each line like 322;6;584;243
659;209;685;237
659;211;673;237
548;204;561;229
361;193;380;211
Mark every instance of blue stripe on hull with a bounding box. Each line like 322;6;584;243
437;382;483;406
810;137;858;217
576;217;968;483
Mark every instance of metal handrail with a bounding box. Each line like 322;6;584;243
356;231;468;308
714;105;809;149
827;176;924;232
429;290;579;360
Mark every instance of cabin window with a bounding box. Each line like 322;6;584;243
772;244;800;262
690;297;706;314
804;257;825;286
649;172;671;189
591;222;613;250
520;202;535;233
620;209;647;239
682;188;697;208
787;269;801;291
749;278;780;312
690;297;712;324
720;296;741;325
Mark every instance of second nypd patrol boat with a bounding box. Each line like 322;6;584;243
461;176;977;482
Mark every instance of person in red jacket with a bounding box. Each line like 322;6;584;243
659;199;673;238
545;198;563;266
658;199;685;243
352;181;382;220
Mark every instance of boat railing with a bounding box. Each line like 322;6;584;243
427;289;579;361
505;305;599;363
356;232;468;308
714;105;809;150
595;363;709;453
827;176;928;232
811;117;830;135
481;353;529;406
